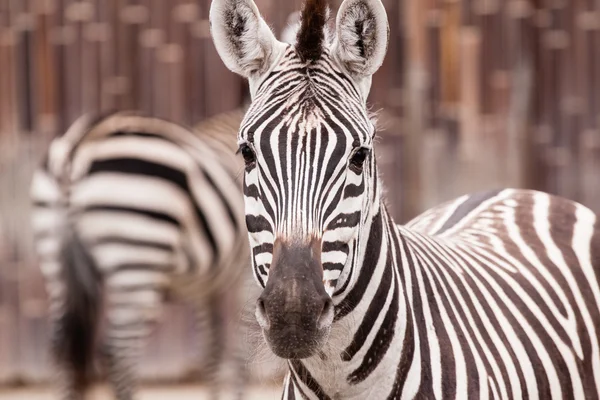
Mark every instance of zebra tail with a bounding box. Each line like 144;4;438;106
54;225;102;389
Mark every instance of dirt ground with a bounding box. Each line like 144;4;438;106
0;385;281;399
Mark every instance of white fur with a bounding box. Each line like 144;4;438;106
209;0;288;97
331;0;389;98
210;0;389;101
280;11;301;45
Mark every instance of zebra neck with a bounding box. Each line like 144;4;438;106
294;205;413;398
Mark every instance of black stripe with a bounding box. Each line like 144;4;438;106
547;197;596;395
88;158;218;256
200;167;239;230
253;243;273;254
244;182;260;199
257;263;268;277
327;211;361;230
333;241;356;297
286;374;296;400
246;215;271;233
32;200;57;208
92;236;174;252
290;360;331;400
306;127;319;217
322;174;345;223
423;236;515;395
335;210;383;321
347;263;398;384
322;262;344;272
434;189;502;235
411;237;483;395
342;250;392;362
461;242;553;398
88;158;186;188
322;241;349;254
84;205;181;227
386;232;418;399
107;131;164;140
343;181;364;198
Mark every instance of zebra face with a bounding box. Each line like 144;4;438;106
210;0;389;358
239;75;376;358
255;238;334;359
238;65;377;292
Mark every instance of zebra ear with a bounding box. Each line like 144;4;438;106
331;0;389;79
209;0;286;80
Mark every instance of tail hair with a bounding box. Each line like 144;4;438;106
53;224;102;389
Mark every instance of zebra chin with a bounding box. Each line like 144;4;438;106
261;323;332;359
255;238;335;359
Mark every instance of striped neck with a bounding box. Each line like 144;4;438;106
289;175;413;398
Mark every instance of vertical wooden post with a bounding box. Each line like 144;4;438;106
402;0;427;218
458;26;480;161
34;0;59;137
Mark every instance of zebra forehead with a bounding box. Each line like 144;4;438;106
238;53;375;144
241;92;372;142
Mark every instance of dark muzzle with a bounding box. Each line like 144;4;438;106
255;238;334;359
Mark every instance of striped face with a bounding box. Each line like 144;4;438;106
239;48;376;294
211;0;390;358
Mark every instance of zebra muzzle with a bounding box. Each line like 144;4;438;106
255;238;334;359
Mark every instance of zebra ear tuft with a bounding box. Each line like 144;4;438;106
331;0;389;79
209;0;286;79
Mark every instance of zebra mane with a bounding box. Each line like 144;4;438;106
296;0;330;62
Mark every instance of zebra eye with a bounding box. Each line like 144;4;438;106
350;148;370;171
239;144;256;165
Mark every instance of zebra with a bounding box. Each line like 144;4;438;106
208;0;600;398
30;110;249;400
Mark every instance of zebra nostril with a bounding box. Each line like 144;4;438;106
317;298;334;330
255;298;270;329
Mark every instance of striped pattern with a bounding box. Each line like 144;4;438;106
209;0;600;398
284;189;600;399
240;47;373;294
30;110;248;399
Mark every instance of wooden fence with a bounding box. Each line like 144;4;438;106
0;0;599;386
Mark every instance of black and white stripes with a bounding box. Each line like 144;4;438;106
238;46;374;293
210;0;600;398
30;110;249;399
279;188;600;400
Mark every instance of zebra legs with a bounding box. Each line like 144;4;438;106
190;290;249;400
103;343;138;400
228;334;250;400
102;282;163;400
195;295;226;400
45;227;102;400
48;291;87;400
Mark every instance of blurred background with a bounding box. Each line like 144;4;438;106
0;0;599;397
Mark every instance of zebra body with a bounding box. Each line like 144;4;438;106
209;0;600;398
292;189;600;399
30;110;248;399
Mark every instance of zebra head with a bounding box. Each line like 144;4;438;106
210;0;389;359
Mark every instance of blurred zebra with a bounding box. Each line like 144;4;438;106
30;110;248;400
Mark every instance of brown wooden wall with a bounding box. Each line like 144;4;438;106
0;0;599;386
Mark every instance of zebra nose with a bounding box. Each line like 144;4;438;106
257;287;332;332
